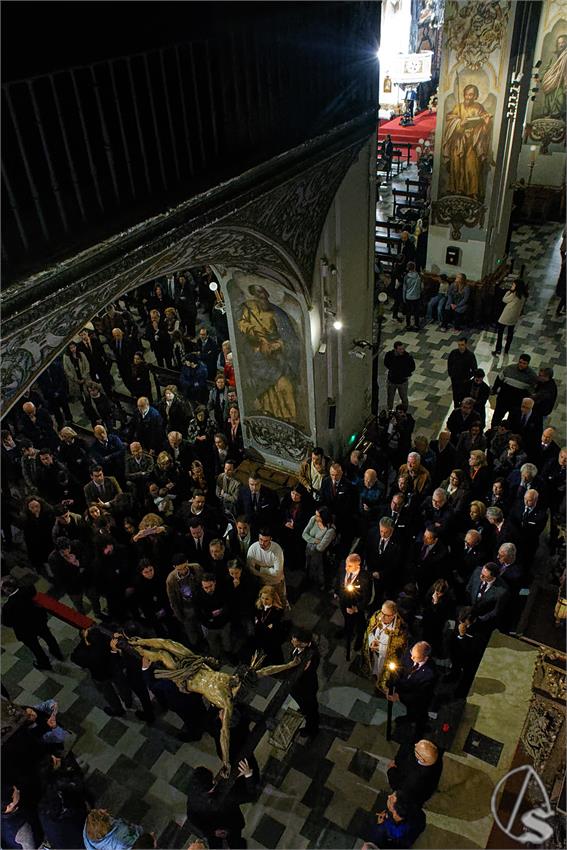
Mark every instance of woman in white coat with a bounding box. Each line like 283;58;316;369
493;279;528;355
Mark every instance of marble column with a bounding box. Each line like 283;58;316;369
426;0;531;279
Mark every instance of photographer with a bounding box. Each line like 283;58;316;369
379;405;415;472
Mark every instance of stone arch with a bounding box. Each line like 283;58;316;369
2;133;368;467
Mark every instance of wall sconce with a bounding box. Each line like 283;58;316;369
209;281;218;292
330;265;338;276
324;305;343;330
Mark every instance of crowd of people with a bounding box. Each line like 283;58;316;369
1;265;565;849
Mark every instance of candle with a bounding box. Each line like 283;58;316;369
529;145;537;162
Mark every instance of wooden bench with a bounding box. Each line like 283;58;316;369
392;189;426;218
374;234;401;255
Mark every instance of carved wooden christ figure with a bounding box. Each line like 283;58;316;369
127;637;300;773
442;84;493;201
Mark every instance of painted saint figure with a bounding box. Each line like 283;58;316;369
540;34;567;120
442;84;493;200
237;285;301;425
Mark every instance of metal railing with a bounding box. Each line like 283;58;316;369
2;3;379;281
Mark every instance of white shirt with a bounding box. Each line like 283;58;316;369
246;541;284;585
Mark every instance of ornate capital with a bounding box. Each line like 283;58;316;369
431;195;485;239
525;118;566;155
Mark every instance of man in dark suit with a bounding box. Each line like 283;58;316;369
172;272;198;337
364;516;403;602
445;607;485;697
486;507;519;559
408;526;449;596
533;426;560;470
467;562;509;637
509;488;547;566
336;553;371;659
420;489;453;542
78;327;113;393
319;462;357;545
166;431;194;474
1;577;63;670
226;516;256;561
507;462;542;509
383;492;415;544
387;641;437;734
19;402;60;451
289;627;320;740
387;739;443;807
541;448;566;554
236;475;278;535
466;369;490;426
109;328;136;390
83;465;122;507
196;326;219;380
496;542;523;632
183;518;214;568
429;430;458;487
446;398;481;441
133;397;165;455
452;529;485;602
504;398;539;458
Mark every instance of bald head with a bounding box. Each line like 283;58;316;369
415;739;438;766
22;402;35;416
93;425;107;440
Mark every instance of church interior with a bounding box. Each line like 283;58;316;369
1;1;566;849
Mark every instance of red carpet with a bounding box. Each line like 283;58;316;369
378;110;437;147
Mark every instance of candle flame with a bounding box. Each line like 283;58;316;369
388;661;397;671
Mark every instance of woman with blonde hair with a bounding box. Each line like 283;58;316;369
83;808;143;850
468;500;490;539
253;585;285;664
467;449;490;500
154;450;181;497
132;513;172;564
189;459;209;496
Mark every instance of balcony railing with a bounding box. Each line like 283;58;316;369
2;2;379;282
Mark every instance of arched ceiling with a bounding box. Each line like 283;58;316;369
1;122;371;415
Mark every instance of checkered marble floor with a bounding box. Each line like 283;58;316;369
2;222;565;849
375;222;566;441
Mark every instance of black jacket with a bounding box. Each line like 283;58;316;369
363;530;403;594
2;585;49;640
395;650;437;711
447;349;477;384
194;584;232;629
384;350;416;384
337;564;372;613
236;486;279;530
387;740;443;805
467;567;509;626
